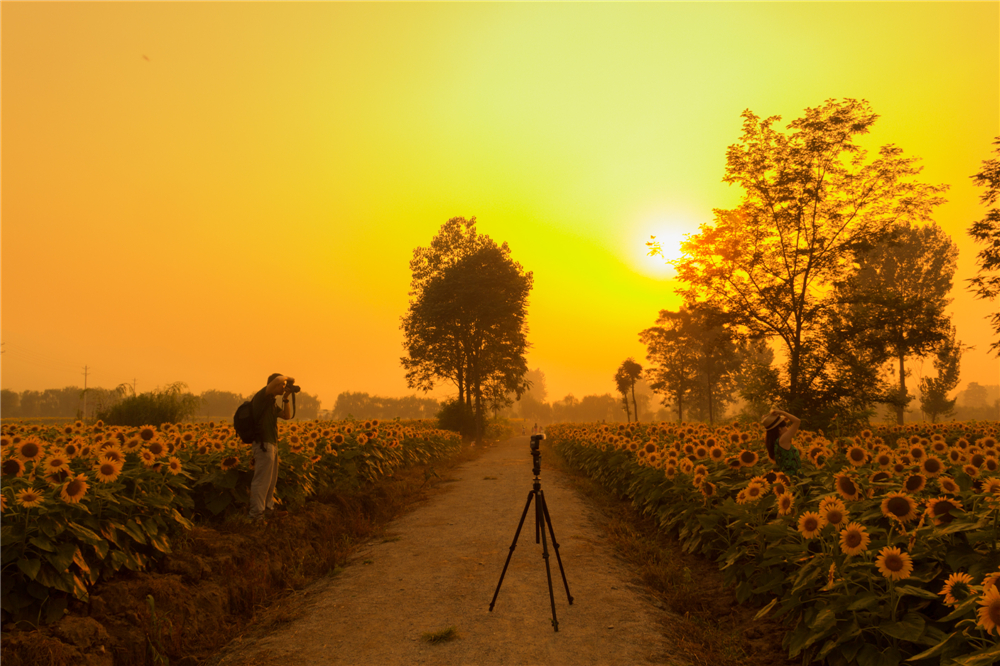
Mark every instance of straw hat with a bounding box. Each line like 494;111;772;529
762;413;784;431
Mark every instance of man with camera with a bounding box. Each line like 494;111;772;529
249;373;298;522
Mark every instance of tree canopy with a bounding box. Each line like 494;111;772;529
968;137;1000;355
401;217;533;441
652;98;949;426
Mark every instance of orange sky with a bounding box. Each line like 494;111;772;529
2;2;998;411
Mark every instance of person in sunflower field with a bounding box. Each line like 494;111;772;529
763;408;802;476
249;373;296;522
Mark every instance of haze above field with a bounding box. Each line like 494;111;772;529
2;2;998;408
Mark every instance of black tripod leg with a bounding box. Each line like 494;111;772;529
537;504;559;632
489;490;535;612
539;490;574;605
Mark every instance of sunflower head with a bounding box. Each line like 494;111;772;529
835;474;860;501
846;446;868;467
797;511;825;539
926;497;963;526
839;522;871;556
738;449;758;467
777;492;794;516
978;585;1000;636
935;572;974;607
60;474;89;504
881;492;919;523
903;473;927;494
876;546;914;581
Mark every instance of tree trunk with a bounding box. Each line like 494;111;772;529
631;383;638;423
897;351;906;426
707;375;714;426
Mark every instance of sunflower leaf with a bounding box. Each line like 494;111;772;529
946;641;1000;666
45;542;78;573
939;595;979;622
879;612;925;642
896;585;939;600
17;557;41;581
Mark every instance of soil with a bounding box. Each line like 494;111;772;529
211;436;689;666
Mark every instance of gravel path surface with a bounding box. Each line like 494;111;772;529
215;436;687;666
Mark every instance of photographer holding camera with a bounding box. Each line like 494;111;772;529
248;372;298;522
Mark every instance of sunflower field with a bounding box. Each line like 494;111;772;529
0;418;461;624
551;421;1000;666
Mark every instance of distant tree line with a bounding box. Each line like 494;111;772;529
0;385;321;422
329;392;442;420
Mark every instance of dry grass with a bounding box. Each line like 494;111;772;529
421;626;460;644
543;442;801;666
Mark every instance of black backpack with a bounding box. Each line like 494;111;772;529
234;398;260;444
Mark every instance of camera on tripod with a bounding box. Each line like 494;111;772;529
530;434;544;475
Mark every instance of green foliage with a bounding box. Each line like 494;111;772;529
0;418;461;625
96;383;200;427
660;98;949;428
967;137;1000;355
549;420;1000;666
436;399;476;440
401;217;533;442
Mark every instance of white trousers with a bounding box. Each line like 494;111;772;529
249;442;279;517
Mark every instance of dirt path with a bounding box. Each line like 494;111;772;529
215;437;687;666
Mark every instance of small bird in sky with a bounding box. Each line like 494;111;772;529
142;54;150;61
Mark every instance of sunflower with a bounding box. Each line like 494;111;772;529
939;572;975;607
679;458;694;474
725;456;742;470
963;464;981;479
694;445;709;459
15;437;44;462
985;457;1000;474
644;442;658;455
93;458;123;483
744;483;765;502
777;492;795;516
797;511;825;539
165;457;181;475
772;482;787;496
978;585;1000;636
15;487;45;508
838;522;870;556
738;450;759;467
221;456;239;471
101;446;125;464
822;502;849;528
971;452;986;468
138;425;158;442
869;471;892;484
947;449;964;464
876;546;914;581
983;570;1000;592
925;497;963;526
693;464;709;478
123;436;143;451
835;474;861;501
881;492;919;523
903;473;927;494
937;476;960;495
60;474;89;504
139;450;157;467
146;441;166;458
982;478;1000;496
908;445;926;462
920;456;944;478
874;451;893;469
2;457;25;478
701;482;716;498
846;445;869;467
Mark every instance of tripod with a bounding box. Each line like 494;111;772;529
489;435;573;631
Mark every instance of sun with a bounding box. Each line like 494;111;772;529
647;228;688;264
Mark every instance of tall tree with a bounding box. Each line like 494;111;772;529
401;218;533;442
832;222;957;423
613;366;633;422
640;308;701;422
653;99;948;425
919;326;965;423
615;358;643;422
968;137;1000;355
641;306;740;424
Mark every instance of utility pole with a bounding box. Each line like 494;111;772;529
82;365;89;420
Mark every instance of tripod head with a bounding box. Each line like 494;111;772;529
530;434;544;478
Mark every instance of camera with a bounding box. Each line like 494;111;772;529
285;380;301;394
530;433;544;451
